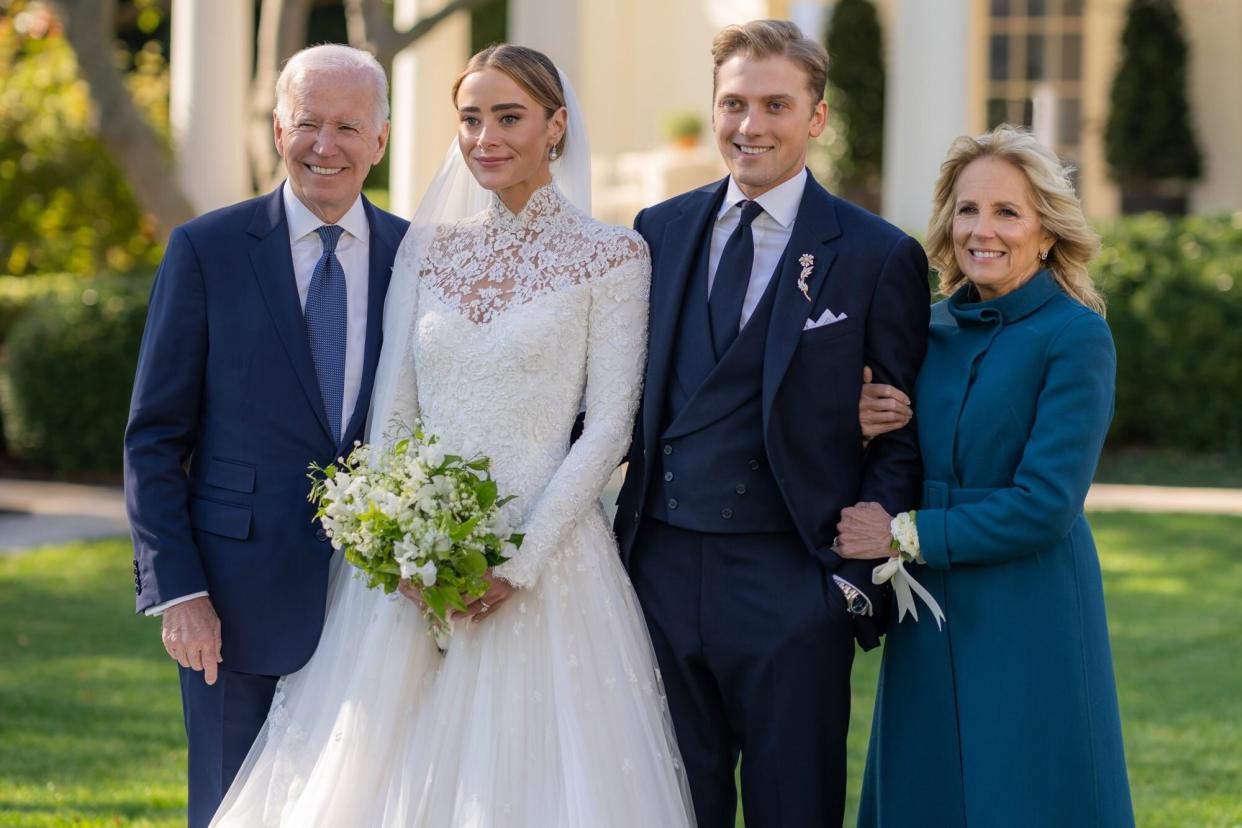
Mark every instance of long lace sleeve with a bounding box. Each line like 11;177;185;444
494;241;650;588
366;227;428;449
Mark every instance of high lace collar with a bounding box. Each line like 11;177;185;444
487;182;570;232
947;269;1063;327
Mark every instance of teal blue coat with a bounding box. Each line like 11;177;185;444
859;272;1134;827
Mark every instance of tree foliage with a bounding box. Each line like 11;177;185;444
824;0;885;192
1104;0;1201;185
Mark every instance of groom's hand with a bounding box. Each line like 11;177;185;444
162;596;222;685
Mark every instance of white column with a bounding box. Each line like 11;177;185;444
170;0;253;214
508;0;581;87
389;0;470;218
882;0;971;232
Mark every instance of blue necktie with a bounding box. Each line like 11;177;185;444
708;200;764;358
305;225;347;441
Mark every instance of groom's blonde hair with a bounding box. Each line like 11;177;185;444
711;20;829;105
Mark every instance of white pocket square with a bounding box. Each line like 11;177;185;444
803;308;848;331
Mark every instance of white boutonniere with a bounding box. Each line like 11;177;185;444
797;253;814;302
872;510;946;630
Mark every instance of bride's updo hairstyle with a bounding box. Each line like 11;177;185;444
451;45;568;158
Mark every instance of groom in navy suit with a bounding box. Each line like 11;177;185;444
615;21;929;827
124;45;407;827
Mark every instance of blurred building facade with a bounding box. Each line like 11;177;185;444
174;0;1242;232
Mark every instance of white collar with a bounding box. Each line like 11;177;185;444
282;181;370;244
718;166;808;229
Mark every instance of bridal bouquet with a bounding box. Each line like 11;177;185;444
308;425;522;645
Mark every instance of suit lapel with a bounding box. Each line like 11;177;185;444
247;188;335;443
641;180;728;457
761;177;841;429
339;198;399;451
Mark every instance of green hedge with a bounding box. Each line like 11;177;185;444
0;274;152;476
1093;214;1242;451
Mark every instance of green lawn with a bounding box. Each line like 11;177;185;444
2;514;1240;826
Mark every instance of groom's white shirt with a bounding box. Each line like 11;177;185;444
145;183;372;616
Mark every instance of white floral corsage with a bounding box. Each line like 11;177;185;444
872;510;945;630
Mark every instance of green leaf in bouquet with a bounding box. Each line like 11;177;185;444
443;587;468;613
461;549;489;576
495;494;517;508
450;515;482;542
508;532;524;549
466;457;491;471
474;479;498;511
423;586;448;618
377;560;401;575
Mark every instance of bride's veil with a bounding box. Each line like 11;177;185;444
365;66;592;448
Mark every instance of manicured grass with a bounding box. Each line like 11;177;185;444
3;516;1241;826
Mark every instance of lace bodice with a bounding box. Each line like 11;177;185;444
385;183;650;588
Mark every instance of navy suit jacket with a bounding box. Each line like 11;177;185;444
615;173;929;648
124;187;408;676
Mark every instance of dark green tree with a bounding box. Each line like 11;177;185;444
824;0;885;208
1104;0;1201;211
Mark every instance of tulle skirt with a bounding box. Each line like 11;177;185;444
210;506;694;826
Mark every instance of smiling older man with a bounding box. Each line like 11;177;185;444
123;44;407;827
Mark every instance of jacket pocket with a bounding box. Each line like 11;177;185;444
204;457;256;493
190;496;252;540
799;315;860;346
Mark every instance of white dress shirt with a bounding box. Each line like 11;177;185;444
707;167;808;329
146;183;372;617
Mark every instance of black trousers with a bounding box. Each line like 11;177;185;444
178;665;279;828
628;518;856;828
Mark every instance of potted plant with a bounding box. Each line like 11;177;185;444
663;110;704;149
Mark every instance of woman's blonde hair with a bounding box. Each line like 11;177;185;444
925;125;1104;314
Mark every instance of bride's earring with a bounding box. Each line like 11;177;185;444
549;145;560;161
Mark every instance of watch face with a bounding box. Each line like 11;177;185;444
848;594;869;615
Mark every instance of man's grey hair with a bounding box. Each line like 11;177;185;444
275;44;389;130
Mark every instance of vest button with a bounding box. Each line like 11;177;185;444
721;508;733;519
735;483;747;495
315;528;328;542
663;444;673;455
664;471;674;482
668;498;679;510
748;459;760;470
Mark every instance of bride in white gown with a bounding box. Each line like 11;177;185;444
211;46;694;827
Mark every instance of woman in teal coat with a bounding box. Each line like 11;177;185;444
841;127;1134;827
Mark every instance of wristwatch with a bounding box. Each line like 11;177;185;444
833;577;873;617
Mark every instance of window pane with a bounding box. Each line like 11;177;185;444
991;0;1014;16
1026;34;1045;80
988;98;1009;129
1061;33;1082;81
1058;98;1082;147
1028;0;1047;16
1063;0;1084;15
990;35;1010;80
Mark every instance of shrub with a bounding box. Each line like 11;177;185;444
824;0;885;191
0;274;152;476
1093;214;1242;450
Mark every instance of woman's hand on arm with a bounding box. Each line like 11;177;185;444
859;365;912;440
834;501;898;559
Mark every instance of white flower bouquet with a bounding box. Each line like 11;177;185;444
308;425;522;644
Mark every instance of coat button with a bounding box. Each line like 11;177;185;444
735;483;747;495
315;528;328;542
633;511;639;521
668;498;679;510
663;444;674;455
664;471;674;482
748;459;760;470
721;508;733;519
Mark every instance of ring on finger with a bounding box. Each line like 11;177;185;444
479;601;492;613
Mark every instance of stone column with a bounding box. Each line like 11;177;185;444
389;0;469;218
882;0;971;232
170;0;253;215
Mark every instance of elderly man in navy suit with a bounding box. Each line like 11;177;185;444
124;44;407;827
614;20;929;828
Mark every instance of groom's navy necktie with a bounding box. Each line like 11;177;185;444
708;199;764;358
305;224;347;441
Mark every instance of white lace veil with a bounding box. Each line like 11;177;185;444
366;67;591;447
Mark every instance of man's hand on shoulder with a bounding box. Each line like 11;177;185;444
161;596;222;685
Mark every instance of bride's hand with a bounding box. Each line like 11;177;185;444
397;577;425;607
463;571;517;622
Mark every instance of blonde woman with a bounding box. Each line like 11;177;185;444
842;126;1134;827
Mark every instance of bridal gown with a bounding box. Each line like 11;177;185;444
211;184;694;826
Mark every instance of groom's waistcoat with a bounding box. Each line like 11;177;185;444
645;229;795;534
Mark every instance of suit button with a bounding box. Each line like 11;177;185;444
633;511;639;521
315;528;328;542
668;498;679;510
664;471;674;482
735;483;747;495
663;444;674;455
748;459;760;470
721;508;733;519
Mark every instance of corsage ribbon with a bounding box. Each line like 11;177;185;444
872;555;945;630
